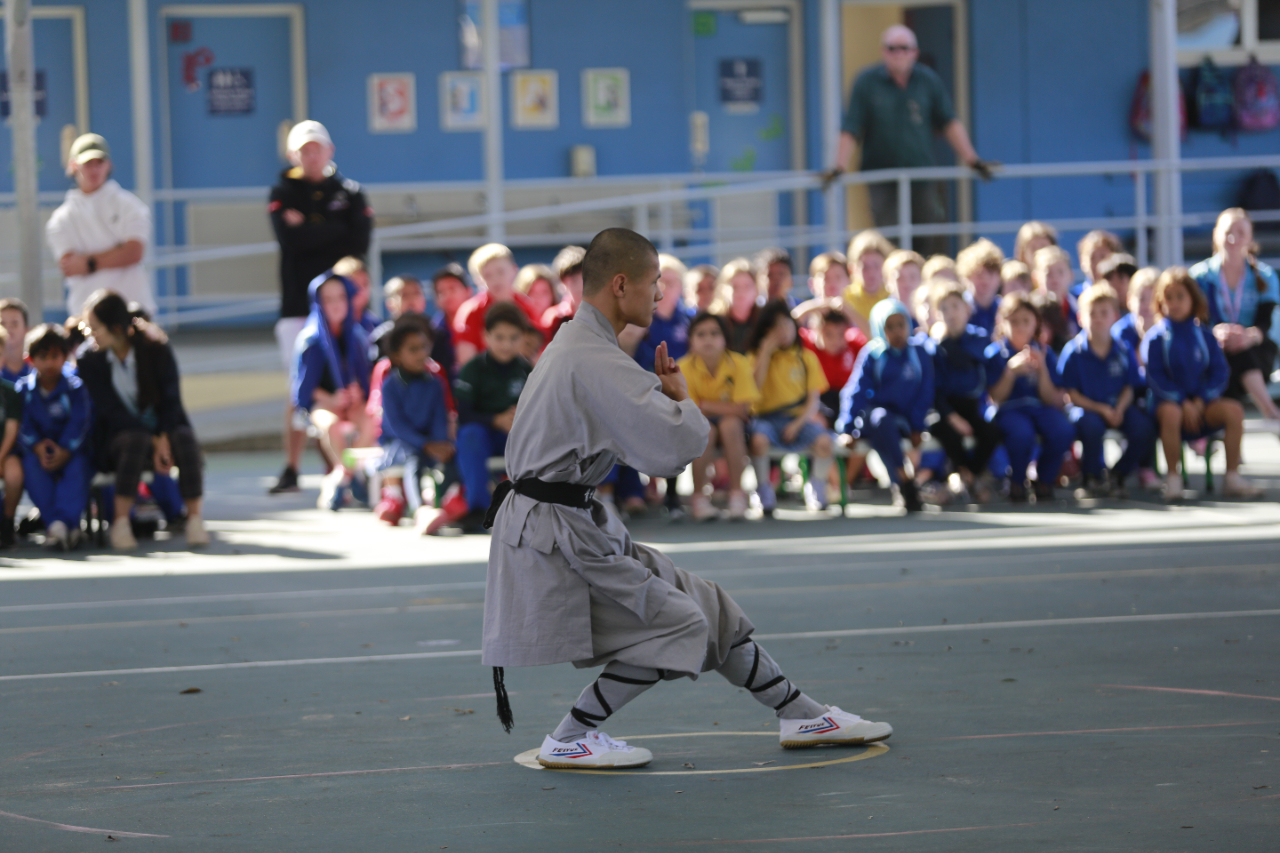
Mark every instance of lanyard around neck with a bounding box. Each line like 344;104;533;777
1217;261;1247;324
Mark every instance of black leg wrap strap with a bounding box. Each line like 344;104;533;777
743;644;761;690
591;682;614;717
598;673;660;686
571;706;607;728
773;688;802;712
749;675;787;694
730;635;755;649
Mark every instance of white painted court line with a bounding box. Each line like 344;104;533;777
3;608;1278;683
751;608;1280;641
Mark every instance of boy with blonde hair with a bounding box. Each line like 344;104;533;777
884;249;926;314
956;238;1004;334
453;243;540;365
1001;260;1032;295
922;254;960;283
843;230;896;334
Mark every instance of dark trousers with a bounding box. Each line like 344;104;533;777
932;396;1002;476
1074;407;1156;478
106;426;204;502
868;180;949;257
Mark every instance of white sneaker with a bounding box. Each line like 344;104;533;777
755;482;777;514
804;480;829;511
1222;472;1263;499
45;520;69;551
727;490;748;520
536;731;653;769
690;494;717;522
185;514;210;547
1163;472;1185;504
779;706;893;749
109;521;138;551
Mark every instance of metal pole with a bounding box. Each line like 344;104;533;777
819;0;843;251
481;0;504;241
5;0;43;316
1148;0;1182;267
1134;171;1149;266
897;174;913;251
128;0;157;307
658;181;674;252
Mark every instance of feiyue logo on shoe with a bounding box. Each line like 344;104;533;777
798;717;839;734
549;744;593;758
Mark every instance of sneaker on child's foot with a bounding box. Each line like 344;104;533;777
755;482;777;516
1008;480;1028;504
1107;470;1129;499
728;490;749;520
947;473;971;504
893;480;923;512
536;731;653;769
0;516;14;549
1138;468;1162;492
375;492;407;526
919;480;951;506
1033;479;1056;503
690;494;718;522
804;480;829;512
109;520;138;551
45;520;69;551
1222;471;1263;499
1163;472;1185;504
972;473;997;504
268;466;300;494
185;514;210;548
779;706;893;749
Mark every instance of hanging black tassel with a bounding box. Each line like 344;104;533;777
493;666;514;733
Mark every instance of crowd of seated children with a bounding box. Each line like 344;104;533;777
678;312;758;521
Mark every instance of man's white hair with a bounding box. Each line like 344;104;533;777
881;24;917;48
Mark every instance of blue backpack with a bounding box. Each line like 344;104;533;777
1234;57;1280;131
1193;57;1235;129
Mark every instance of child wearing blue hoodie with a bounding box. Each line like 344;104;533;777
838;299;935;512
1141;268;1260;502
292;272;373;510
16;324;92;550
984;292;1075;503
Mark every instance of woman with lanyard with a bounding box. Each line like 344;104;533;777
78;290;209;550
1190;208;1280;431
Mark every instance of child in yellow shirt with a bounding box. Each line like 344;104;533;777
678;312;760;521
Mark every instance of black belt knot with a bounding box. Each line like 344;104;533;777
483;477;597;529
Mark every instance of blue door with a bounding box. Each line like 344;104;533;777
0;15;80;193
163;15;293;189
692;10;791;174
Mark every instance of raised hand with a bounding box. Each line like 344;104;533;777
654;341;689;402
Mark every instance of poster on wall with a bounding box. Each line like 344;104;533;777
440;71;485;131
369;73;417;133
208;68;254;115
512;69;558;129
719;58;762;114
459;0;530;71
582;68;630;128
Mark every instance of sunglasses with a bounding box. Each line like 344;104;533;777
883;43;916;52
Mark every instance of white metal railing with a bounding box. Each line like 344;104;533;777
2;155;1278;326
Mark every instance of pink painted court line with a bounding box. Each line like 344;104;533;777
94;760;506;790
940;721;1270;740
1101;685;1280;702
630;822;1038;846
0;808;168;838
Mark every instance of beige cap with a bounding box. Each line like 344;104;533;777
68;133;111;166
286;120;333;153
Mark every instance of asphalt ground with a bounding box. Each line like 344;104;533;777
1;448;1278;851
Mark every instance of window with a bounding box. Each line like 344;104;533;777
1177;0;1280;64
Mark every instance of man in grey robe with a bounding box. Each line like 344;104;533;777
483;228;892;769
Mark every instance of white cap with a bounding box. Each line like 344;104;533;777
286;120;333;153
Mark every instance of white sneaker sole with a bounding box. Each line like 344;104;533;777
781;724;893;749
536;754;652;770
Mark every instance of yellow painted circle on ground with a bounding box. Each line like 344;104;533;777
513;732;889;775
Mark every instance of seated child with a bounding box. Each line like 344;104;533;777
1001;260;1033;296
376;317;456;532
369;275;430;361
884;250;926;317
957;238;1004;335
1141;269;1261;501
1056;284;1155;496
334;256;381;335
922;255;961;285
985;293;1075;503
796;308;868;427
1032;245;1081;344
677;312;759;521
453;302;533;531
15;324;91;550
0;298;32;384
838;300;935;513
842;230;895;336
1;372;21;548
1114;266;1158;355
930;283;1003;502
748;300;834;513
293;273;373;511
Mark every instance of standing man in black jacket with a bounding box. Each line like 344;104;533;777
267;121;373;494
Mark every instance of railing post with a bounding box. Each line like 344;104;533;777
368;233;384;312
633;203;650;238
658;181;674;252
1134;171;1149;267
897;174;912;251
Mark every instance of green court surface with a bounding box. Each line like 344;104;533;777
1;450;1277;851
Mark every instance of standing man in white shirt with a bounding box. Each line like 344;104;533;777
45;134;155;319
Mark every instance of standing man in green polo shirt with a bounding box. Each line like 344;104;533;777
829;25;992;254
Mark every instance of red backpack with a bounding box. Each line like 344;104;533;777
1130;70;1187;141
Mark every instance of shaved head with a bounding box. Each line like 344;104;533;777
582;228;658;296
881;24;917;48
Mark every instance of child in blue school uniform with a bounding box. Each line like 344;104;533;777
838;299;935;513
1056;284;1155;497
984;292;1075;503
15;324;92;551
1141;268;1261;503
377;316;456;532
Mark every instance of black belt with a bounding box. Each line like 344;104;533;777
483;477;596;529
